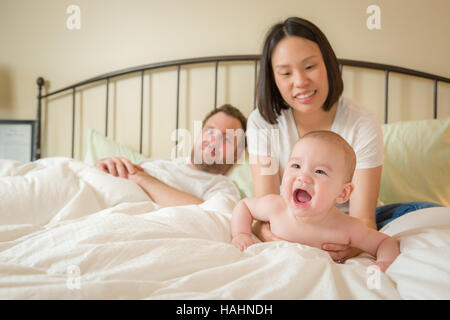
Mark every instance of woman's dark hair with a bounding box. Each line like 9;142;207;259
257;17;343;124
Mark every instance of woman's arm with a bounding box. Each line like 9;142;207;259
349;166;382;230
249;154;281;196
323;165;382;261
249;154;282;241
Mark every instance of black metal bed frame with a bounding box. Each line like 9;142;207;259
35;55;450;161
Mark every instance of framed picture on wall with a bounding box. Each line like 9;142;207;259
0;120;36;162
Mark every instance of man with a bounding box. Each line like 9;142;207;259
96;104;247;208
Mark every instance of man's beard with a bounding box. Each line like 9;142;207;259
190;149;233;175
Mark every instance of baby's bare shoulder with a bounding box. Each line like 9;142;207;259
242;195;286;221
256;194;285;212
243;194;285;211
261;194;285;206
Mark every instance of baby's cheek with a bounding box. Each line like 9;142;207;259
314;189;335;207
280;180;291;199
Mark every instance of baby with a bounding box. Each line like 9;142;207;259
231;130;400;272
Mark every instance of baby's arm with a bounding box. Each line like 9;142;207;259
231;195;282;251
372;236;400;272
348;218;400;272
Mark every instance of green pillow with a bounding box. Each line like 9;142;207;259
226;153;254;199
380;117;449;206
83;129;146;165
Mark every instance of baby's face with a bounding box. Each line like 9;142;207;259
281;137;348;217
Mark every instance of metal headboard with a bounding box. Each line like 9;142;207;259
35;55;450;161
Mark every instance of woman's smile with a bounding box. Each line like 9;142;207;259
294;90;317;103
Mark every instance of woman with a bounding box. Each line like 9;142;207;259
247;17;439;263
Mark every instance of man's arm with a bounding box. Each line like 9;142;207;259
128;171;203;207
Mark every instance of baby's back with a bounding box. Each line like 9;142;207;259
270;209;353;249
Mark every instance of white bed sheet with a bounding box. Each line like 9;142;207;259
0;158;449;299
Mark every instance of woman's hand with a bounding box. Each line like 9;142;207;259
322;243;362;263
252;221;284;242
254;222;363;262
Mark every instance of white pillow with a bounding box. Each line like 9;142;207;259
379;117;449;206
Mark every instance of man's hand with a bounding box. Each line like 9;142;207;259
127;170;154;186
95;157;143;178
232;234;254;252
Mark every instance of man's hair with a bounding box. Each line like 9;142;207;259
202;104;247;132
191;104;247;175
301;130;356;182
257;17;343;124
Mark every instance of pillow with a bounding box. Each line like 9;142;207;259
83;129;254;198
380;117;449;206
226;151;254;199
83;129;146;165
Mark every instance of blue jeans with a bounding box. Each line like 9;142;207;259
375;201;441;230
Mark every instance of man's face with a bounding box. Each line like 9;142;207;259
191;111;245;174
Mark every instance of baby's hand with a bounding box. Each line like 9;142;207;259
232;234;254;252
371;261;391;273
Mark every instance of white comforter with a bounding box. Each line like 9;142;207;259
0;158;449;299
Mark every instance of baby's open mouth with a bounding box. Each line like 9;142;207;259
293;188;312;206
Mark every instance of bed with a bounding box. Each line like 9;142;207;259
0;56;449;299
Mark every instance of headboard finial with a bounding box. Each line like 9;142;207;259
37;77;45;88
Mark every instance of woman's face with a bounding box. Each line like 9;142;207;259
271;36;329;115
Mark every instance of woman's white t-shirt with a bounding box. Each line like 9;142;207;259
246;96;384;211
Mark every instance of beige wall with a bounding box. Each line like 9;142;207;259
1;0;449;159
